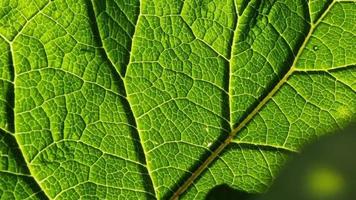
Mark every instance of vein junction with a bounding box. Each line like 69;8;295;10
170;0;348;198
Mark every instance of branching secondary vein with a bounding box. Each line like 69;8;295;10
11;0;52;42
170;1;337;199
89;0;158;197
0;34;52;198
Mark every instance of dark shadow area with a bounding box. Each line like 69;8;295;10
206;184;258;200
1;131;30;174
5;81;14;133
7;48;14;86
22;176;49;200
312;0;332;23
303;0;312;28
5;47;14;133
225;0;239;60
260;122;356;200
238;0;250;15
85;0;140;77
83;0;103;48
5;84;15;133
0;130;49;200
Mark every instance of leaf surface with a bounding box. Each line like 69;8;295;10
0;0;355;199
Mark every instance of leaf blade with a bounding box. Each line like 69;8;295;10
0;0;355;199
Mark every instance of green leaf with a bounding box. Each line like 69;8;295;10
0;0;355;199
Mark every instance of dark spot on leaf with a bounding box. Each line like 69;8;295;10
206;184;258;200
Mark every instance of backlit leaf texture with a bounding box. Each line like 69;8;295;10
0;0;355;199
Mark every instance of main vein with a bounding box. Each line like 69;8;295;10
170;1;337;199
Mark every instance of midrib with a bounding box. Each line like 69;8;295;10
170;1;337;199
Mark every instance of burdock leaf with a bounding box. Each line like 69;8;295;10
0;0;355;199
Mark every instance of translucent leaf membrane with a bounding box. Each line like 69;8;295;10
0;0;355;199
